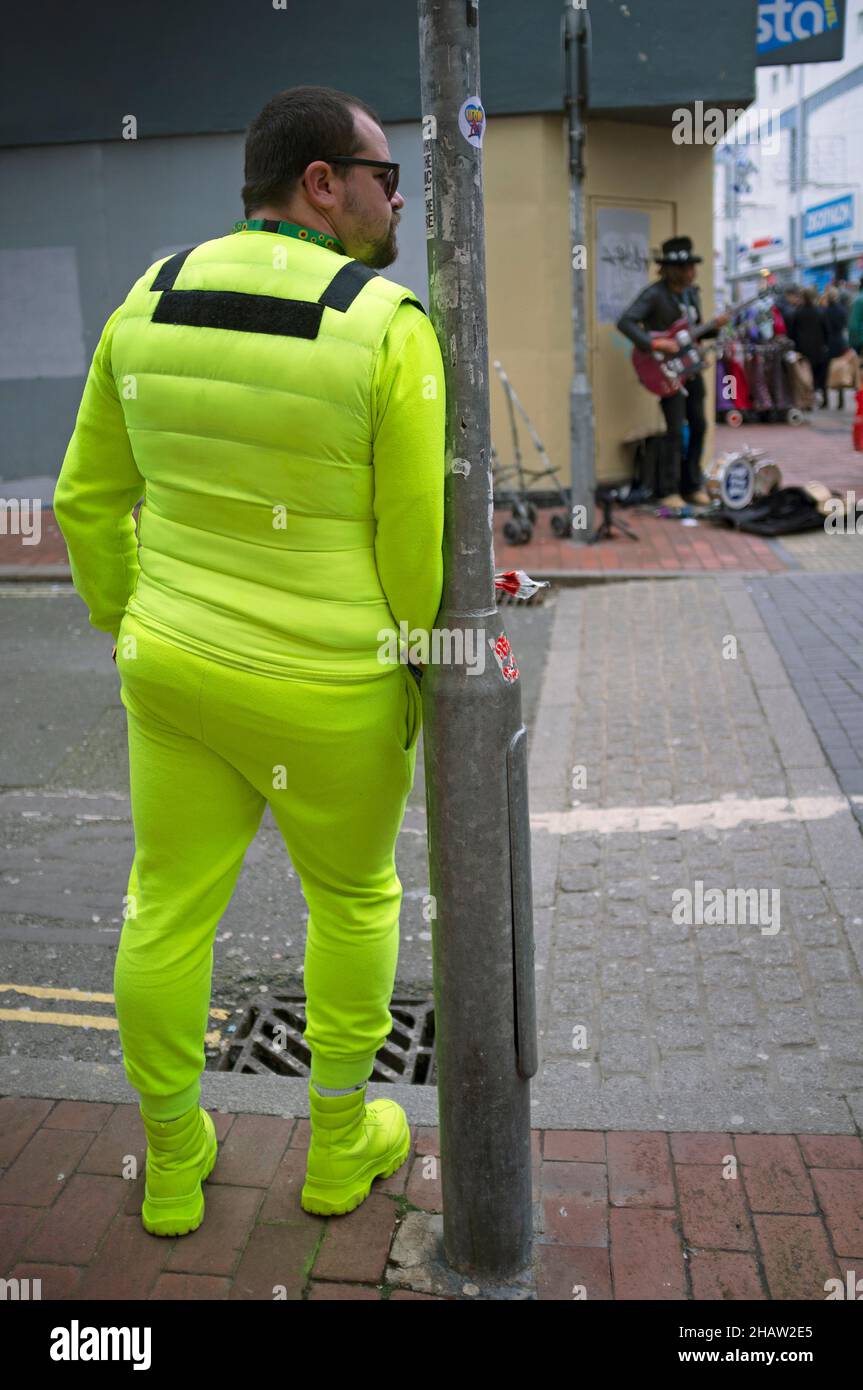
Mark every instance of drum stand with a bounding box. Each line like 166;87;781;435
588;486;639;543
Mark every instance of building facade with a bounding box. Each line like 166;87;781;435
715;4;862;299
1;0;759;493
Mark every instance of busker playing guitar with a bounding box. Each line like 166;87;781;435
617;236;729;509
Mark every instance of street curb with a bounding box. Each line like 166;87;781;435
0;566;72;580
523;583;581;1065
0;566;799;588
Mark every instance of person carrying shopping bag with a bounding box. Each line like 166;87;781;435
53;85;446;1233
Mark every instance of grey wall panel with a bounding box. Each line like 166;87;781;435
0;124;427;483
0;380;95;484
0;247;87;379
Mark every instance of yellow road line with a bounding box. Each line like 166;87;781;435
0;1007;222;1045
0;1008;119;1030
0;983;229;1020
0;982;114;1003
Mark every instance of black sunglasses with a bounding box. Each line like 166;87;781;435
328;156;400;200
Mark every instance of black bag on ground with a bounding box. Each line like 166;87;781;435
632;432;678;499
715;486;825;535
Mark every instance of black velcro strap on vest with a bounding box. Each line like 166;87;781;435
150;247;196;291
317;261;379;312
152;290;324;339
148;247;402;338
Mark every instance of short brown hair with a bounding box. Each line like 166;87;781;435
241;85;382;218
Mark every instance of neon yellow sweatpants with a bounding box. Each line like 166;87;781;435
113;611;422;1120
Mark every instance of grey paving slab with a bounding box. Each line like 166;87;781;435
529;578;862;1133
748;574;863;831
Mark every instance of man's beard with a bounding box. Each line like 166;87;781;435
369;226;397;266
363;220;398;269
343;190;398;267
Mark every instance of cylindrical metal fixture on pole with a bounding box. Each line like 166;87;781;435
417;0;538;1279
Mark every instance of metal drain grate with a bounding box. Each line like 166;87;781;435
496;585;549;606
217;995;437;1085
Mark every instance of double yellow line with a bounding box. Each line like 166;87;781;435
0;983;228;1045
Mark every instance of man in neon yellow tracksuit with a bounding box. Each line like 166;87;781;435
52;86;445;1231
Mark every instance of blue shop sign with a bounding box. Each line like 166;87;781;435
757;1;845;64
803;194;854;240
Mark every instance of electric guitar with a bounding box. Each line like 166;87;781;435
631;290;766;398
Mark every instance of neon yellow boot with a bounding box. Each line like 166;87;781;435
140;1103;218;1237
301;1081;411;1216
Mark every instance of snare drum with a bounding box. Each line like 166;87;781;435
753;460;781;497
706;449;776;510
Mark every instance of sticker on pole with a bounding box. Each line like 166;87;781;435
423;143;435;237
488;631;520;684
458;96;486;148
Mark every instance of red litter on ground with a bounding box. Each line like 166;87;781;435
494;569;550;599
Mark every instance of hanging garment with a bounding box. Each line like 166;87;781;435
745;347;773;411
766;340;793;411
719;345;752;411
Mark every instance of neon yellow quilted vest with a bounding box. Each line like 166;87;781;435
112;229;426;679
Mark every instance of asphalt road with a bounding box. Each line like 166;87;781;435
0;581;555;1075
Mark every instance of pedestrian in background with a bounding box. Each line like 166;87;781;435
821;286;852;408
775;283;801;337
849;282;863;359
791;287;830;407
822;286;850;359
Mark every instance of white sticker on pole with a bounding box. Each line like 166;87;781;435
458;96;486;148
422;113;436;239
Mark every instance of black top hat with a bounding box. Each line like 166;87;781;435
654;235;703;266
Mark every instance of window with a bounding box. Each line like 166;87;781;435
786;66;793;84
772;72;780;94
858;9;863;36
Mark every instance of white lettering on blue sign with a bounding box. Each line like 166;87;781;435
757;1;838;55
803;194;854;240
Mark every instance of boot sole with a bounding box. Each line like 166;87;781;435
300;1124;411;1216
141;1111;218;1238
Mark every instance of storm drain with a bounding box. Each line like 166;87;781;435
217;995;437;1085
496;585;548;606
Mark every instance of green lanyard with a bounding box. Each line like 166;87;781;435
232;218;346;256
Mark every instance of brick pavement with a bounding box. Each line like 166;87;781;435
495;413;863;577
4;412;862;582
2;1097;862;1300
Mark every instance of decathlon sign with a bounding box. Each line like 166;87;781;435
803;194;854;240
756;1;845;64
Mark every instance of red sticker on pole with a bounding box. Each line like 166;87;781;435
488;631;520;684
